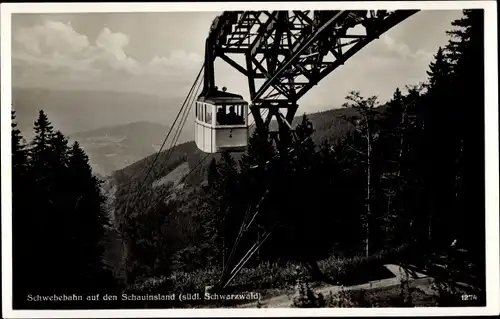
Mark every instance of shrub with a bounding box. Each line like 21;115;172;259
430;281;463;306
125;276;171;294
324;288;372;307
398;267;414;307
292;267;326;308
319;254;387;285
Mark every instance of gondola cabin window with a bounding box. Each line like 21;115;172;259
205;103;213;125
195;102;203;122
216;105;245;125
195;102;215;125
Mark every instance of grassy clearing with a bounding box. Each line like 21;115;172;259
319;255;394;286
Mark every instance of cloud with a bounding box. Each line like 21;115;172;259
361;33;433;65
300;34;436;111
14;20;91;57
381;35;433;61
12;20;203;95
150;51;202;69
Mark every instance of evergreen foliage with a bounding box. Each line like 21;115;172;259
11;110;116;308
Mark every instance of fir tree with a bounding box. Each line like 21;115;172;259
214;152;240;254
67;141;114;293
238;130;277;223
30;110;56;197
426;47;452;89
48;130;71;216
51;131;70;169
240;130;277;172
47;130;73;293
207;157;219;186
420;44;456;245
26;110;59;294
11;110;32;307
11;110;29;179
293;114;316;170
342;91;380;257
446;9;485;291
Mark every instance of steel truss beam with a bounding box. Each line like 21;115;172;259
210;10;417;135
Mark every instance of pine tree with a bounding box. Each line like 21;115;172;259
287;115;333;279
214;152;240;253
378;89;406;245
382;88;405;140
399;85;425;243
48;131;72;218
51;131;70;169
294;114;316;170
67;141;114;293
286;114;318;240
11;110;32;307
426;47;452;89
445;9;485;291
377;86;424;246
11;110;30;208
238;130;277;221
240;130;277;173
342;91;379;257
419;44;456;245
46;130;74;293
446;9;483;74
26;110;59;293
207;157;219;186
11;110;29;179
30;110;56;197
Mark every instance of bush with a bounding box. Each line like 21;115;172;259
324;288;373;307
231;261;299;290
125;276;171;294
319;254;387;285
292;267;326;308
430;281;464;306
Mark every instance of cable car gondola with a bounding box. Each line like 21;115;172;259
195;23;249;154
195;87;248;153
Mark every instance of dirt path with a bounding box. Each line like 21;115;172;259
237;264;434;308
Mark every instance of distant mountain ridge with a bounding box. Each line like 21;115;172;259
12;87;191;136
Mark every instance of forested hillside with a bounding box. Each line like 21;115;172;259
11;10;486;309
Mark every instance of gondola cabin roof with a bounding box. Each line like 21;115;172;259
197;89;247;105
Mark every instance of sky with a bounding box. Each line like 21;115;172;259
11;10;463;114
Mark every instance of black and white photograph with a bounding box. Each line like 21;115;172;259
1;1;499;317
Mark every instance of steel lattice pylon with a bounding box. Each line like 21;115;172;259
203;9;419;288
